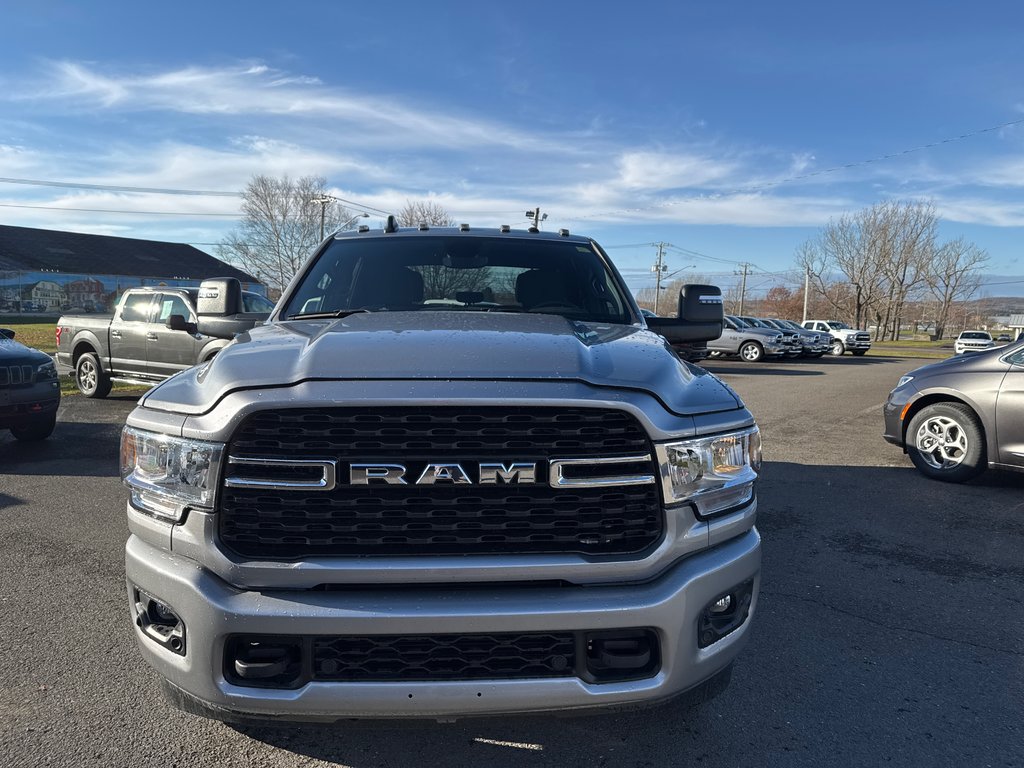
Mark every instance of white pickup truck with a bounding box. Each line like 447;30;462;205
802;320;872;356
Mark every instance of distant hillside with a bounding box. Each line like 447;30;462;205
976;296;1024;316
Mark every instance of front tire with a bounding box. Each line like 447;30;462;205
739;341;765;362
906;403;986;483
830;340;845;356
75;352;112;398
10;413;56;441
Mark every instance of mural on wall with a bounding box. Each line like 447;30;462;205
0;271;266;314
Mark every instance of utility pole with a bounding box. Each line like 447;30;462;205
652;242;667;315
525;207;547;230
737;263;750;316
802;266;810;323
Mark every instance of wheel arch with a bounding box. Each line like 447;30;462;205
197;339;229;363
71;339;100;367
901;392;994;461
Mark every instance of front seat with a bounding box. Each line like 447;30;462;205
349;264;424;309
515;269;578;310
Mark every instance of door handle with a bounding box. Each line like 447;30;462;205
146;333;159;341
110;331;122;339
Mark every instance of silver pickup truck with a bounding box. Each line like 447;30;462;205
707;315;787;362
56;281;273;397
120;222;762;723
802;320;872;356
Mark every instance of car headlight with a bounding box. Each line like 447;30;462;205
35;360;58;381
656;427;761;518
120;426;224;522
896;375;914;388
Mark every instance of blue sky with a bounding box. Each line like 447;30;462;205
2;1;1024;297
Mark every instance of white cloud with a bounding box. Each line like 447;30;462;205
616;151;739;190
12;60;576;155
930;196;1024;227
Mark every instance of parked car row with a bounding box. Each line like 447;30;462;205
705;315;867;362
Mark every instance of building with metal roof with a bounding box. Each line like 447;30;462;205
0;224;261;314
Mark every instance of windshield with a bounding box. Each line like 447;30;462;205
960;331;991;340
281;235;634;324
829;321;851;330
727;315;750;329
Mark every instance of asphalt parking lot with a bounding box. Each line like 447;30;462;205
1;355;1021;768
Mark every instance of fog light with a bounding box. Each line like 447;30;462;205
698;580;754;648
152;602;177;623
133;588;185;656
711;595;733;614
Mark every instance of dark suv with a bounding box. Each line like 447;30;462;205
0;328;60;441
883;341;1024;481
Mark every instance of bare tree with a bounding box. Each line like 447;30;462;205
798;201;941;334
871;202;936;340
396;200;455;227
760;285;805;320
635;272;713;315
927;237;988;339
216;175;353;290
393;200;492;300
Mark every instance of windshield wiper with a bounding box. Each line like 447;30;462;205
285;308;374;320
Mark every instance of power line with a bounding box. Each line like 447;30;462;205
0;176;394;218
0;176;238;196
0;202;240;216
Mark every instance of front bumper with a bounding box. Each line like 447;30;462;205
125;529;761;722
844;339;872;350
0;385;59;428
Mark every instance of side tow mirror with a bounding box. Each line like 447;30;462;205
645;284;724;344
165;314;198;334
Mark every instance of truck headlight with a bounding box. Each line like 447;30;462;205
656;427;761;517
120;426;224;522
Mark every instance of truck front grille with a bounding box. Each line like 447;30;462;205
314;632;577;682
218;407;663;559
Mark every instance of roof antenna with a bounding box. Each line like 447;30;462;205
384;214;399;233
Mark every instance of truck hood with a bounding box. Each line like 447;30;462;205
141;311;742;416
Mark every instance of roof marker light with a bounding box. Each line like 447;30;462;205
500;224;511;233
559;228;570;237
459;223;470;232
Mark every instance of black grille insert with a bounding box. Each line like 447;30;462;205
315;632;576;682
219;407;663;558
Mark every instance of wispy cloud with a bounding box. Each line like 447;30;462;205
11;61;575;154
616;151;740;190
